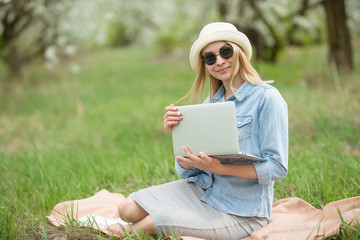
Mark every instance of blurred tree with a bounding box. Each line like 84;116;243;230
214;0;355;71
153;0;214;53
216;0;292;62
323;0;353;72
0;0;71;80
217;0;229;20
215;0;268;61
105;0;156;47
0;0;35;78
246;0;283;62
0;0;357;81
282;0;324;46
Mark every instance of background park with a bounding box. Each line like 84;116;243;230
0;0;359;239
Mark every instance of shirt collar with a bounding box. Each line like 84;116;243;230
211;82;255;103
211;85;225;102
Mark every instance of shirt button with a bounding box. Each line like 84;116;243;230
238;121;241;125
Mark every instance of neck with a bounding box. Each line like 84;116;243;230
223;75;245;100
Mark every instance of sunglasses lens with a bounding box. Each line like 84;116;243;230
202;45;233;65
220;45;233;59
203;53;217;65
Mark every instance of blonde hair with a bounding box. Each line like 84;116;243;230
178;41;273;104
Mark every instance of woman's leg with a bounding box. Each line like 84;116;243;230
130;215;156;234
107;214;156;237
118;196;149;223
114;196;156;236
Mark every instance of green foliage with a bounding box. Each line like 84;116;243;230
0;44;359;239
107;22;138;47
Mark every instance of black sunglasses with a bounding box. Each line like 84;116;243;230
202;45;234;65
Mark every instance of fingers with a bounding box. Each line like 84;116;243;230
199;151;211;160
180;146;220;172
183;145;195;158
164;104;175;113
183;146;209;160
176;155;193;169
163;104;182;133
164;104;181;119
176;146;197;165
176;146;198;170
182;146;203;165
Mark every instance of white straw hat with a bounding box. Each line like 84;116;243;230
189;22;252;73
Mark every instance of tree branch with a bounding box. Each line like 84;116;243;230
1;1;35;49
281;0;324;21
247;0;281;48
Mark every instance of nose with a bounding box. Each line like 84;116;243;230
215;54;226;65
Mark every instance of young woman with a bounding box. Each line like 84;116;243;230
115;22;288;239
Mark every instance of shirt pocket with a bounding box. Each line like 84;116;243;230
236;116;253;141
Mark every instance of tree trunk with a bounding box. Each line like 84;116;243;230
323;0;353;72
4;43;24;79
217;0;229;21
243;28;266;61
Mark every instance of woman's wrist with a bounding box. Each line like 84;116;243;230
216;163;258;179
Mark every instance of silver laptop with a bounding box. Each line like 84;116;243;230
171;101;266;164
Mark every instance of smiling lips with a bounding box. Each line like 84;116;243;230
217;66;231;73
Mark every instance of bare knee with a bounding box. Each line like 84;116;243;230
118;197;148;223
118;197;134;220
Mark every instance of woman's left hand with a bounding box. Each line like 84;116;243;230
176;146;222;172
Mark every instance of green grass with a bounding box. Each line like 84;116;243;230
0;43;359;239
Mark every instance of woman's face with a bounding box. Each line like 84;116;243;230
201;41;240;83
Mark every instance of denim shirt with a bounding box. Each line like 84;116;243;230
175;82;288;220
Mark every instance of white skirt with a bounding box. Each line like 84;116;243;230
130;179;267;240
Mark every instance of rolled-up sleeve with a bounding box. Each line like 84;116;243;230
253;88;288;186
175;160;214;189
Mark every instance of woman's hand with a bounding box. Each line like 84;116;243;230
177;146;258;179
163;104;182;133
176;146;222;172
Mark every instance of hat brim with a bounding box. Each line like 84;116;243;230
189;31;252;73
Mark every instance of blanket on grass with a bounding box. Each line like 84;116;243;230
47;190;360;240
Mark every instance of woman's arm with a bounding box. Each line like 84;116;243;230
176;146;258;179
252;88;289;185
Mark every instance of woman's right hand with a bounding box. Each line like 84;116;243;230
163;104;182;133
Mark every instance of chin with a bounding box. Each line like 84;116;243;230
216;76;231;82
